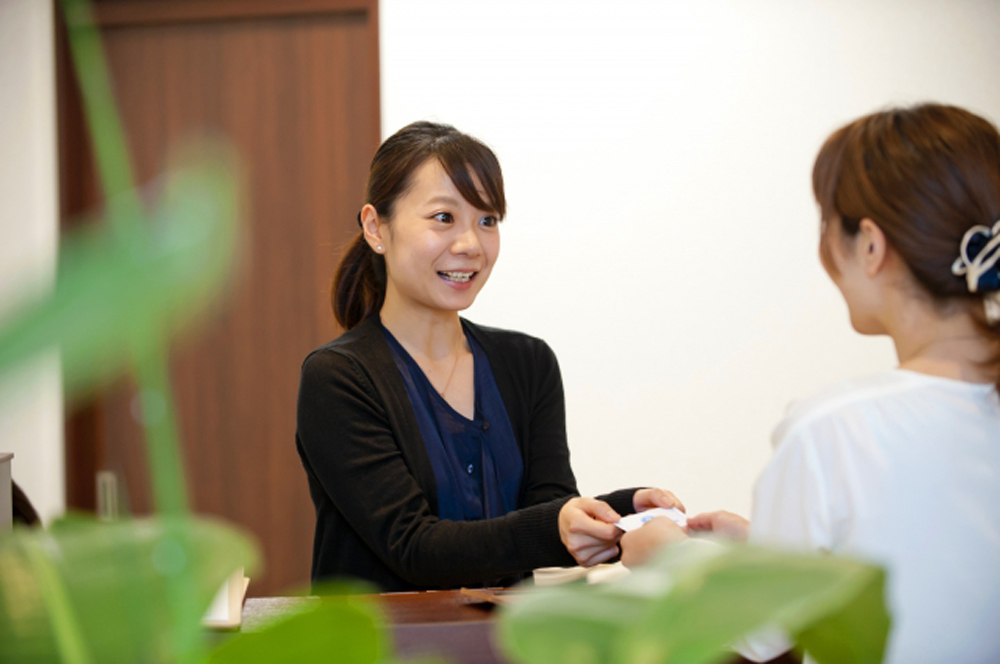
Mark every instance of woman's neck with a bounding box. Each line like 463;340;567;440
379;297;466;361
889;298;994;383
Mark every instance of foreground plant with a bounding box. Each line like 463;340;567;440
0;1;394;662
499;541;889;664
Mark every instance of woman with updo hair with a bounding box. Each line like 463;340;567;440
296;121;681;592
619;104;1000;663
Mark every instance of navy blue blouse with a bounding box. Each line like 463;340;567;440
383;323;523;521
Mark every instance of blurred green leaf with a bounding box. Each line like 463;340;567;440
207;593;386;664
0;141;244;402
0;2;268;663
496;586;647;664
48;512;105;533
498;542;889;664
60;0;150;235
795;568;890;664
0;516;258;663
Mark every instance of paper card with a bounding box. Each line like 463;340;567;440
202;567;248;629
615;507;687;532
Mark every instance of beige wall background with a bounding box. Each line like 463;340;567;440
0;0;62;522
381;0;1000;516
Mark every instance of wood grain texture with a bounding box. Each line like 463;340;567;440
60;1;380;596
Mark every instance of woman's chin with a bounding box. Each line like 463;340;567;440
849;315;883;336
435;280;488;310
417;292;481;315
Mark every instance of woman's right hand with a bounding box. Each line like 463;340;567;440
558;497;622;567
620;516;688;568
686;510;750;541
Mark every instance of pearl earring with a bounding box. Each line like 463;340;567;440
376;245;383;252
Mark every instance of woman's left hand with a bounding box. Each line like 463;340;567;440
633;487;686;513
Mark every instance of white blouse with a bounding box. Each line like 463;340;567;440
750;370;1000;664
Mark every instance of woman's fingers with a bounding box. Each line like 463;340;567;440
633;487;686;513
576;544;620;568
559;497;623;566
685;511;719;531
687;510;751;540
579;496;622;524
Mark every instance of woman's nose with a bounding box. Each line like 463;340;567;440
452;225;482;256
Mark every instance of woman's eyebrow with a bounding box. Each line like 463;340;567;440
425;195;461;206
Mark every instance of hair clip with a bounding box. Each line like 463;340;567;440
951;218;1000;293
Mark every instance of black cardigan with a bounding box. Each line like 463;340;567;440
295;315;637;591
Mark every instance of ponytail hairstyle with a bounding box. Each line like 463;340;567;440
332;121;506;330
812;103;1000;389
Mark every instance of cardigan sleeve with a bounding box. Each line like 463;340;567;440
297;347;578;588
511;334;640;519
515;335;579;506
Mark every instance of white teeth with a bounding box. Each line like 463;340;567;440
440;271;474;283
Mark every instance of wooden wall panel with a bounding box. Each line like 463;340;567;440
60;0;379;596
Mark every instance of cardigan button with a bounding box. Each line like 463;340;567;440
467;464;474;475
482;421;490;431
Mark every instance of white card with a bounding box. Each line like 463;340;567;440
615;507;687;532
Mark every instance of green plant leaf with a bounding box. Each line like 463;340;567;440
207;582;444;664
0;2;256;662
498;585;650;664
0;515;258;663
622;544;888;664
499;542;889;664
0;141;244;403
794;567;890;664
207;592;387;664
497;564;668;664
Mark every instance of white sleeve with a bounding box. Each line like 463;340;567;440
733;423;837;662
750;423;836;553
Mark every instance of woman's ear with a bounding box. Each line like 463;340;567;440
361;204;385;254
859;218;888;277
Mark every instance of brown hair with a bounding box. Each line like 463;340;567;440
812;103;1000;386
332;121;506;330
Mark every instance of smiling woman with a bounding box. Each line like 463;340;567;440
295;122;682;591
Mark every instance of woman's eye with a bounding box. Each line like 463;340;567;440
480;215;498;228
432;212;453;223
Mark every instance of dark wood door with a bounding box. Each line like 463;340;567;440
59;0;379;596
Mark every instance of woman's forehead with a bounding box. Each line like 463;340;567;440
405;159;494;212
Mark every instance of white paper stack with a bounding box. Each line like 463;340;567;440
202;567;249;629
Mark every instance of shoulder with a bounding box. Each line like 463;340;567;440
462;319;558;366
301;316;387;383
772;370;939;452
750;374;919;549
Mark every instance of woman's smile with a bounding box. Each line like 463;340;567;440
438;270;478;287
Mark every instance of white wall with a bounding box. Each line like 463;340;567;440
1;0;995;530
0;0;63;523
381;0;1000;516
